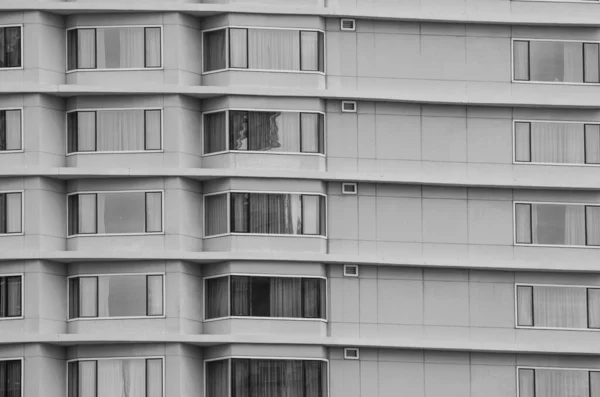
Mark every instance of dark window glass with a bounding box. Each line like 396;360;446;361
0;360;21;397
0;276;21;318
204;29;226;72
0;27;21;68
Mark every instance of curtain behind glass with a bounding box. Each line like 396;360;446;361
584;43;600;83
145;192;162;233
230;111;249;150
302;195;320;235
586;206;600;246
229;28;248;68
77;29;96;69
513;41;530;81
146;359;162;397
206;360;228;397
79;277;98;317
5;193;21;234
4;110;20;151
515;203;532;244
519;369;535;397
302;278;324;319
205;194;228;236
204;112;227;154
516;285;533;326
147;275;163;316
98;275;146;317
305;361;325;397
533;286;587;328
231;193;249;233
96;110;145;151
230;276;249;316
98;359;145;397
79;361;97;397
0;27;21;68
585;124;600;164
270;278;301;317
96;27;145;69
6;277;21;317
145;28;161;68
248;29;300;70
203;29;226;72
231;359;250;397
532;204;585;246
530;41;583;82
530;122;585;164
77;112;96;152
536;369;589;397
514;122;531;162
97;192;145;234
205;276;229;319
145;110;162;150
301;113;320;153
300;31;319;71
78;194;97;234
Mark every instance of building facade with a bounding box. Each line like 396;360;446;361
0;0;599;396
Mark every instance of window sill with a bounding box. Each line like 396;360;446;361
202;150;325;157
0;316;23;321
204;316;327;322
67;150;164;156
204;233;327;239
68;315;166;322
202;68;325;76
67;68;163;73
512;80;600;86
67;232;164;238
515;242;600;249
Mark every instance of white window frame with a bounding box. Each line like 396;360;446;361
65;107;164;155
201;25;326;76
66;189;165;237
65;25;164;73
0;190;24;237
67;272;166;321
203;190;328;239
0;108;24;153
0;273;24;320
0;357;24;397
0;24;24;71
511;38;600;85
202;273;328;322
513;119;600;166
203;356;329;397
516;366;600;397
201;108;326;157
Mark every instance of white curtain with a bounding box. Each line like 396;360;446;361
79;361;97;397
146;359;163;397
78;194;97;234
563;42;584;83
585;124;600;164
301;113;320;153
145;28;161;68
513;41;529;80
98;359;146;397
229;28;248;68
147;275;163;316
531;122;585;164
514;122;531;162
145;192;162;233
302;195;320;235
79;277;98;317
273;112;300;152
584;43;599;83
516;285;533;326
145;110;161;150
97;27;144;69
97;276;111;317
5;110;21;150
289;194;302;235
77;112;96;152
77;29;96;69
300;31;318;71
248;29;300;70
533;286;587;328
536;369;589;397
519;369;535;397
97;110;145;151
6;192;21;233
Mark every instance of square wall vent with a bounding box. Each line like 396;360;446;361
340;19;356;31
341;101;357;113
342;183;358;195
344;348;360;360
343;265;359;277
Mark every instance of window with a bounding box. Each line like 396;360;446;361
514;121;600;164
515;202;600;246
68;358;162;397
513;40;600;83
67;27;162;71
69;274;163;319
205;358;327;397
204;275;326;320
518;367;600;397
203;27;325;73
0;276;21;318
204;192;326;237
203;110;325;154
516;284;600;329
0;26;21;69
67;191;163;236
0;193;22;234
67;109;161;153
0;110;21;151
0;360;21;397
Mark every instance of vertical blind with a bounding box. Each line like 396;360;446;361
205;275;326;319
67;109;161;153
68;358;163;397
0;193;22;234
67;192;163;235
514;203;600;246
514;40;599;83
517;284;600;329
0;110;21;151
0;27;21;68
518;368;600;397
0;360;21;397
206;358;327;397
0;276;21;318
68;27;161;70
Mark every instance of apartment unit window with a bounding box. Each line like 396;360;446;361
205;358;327;397
515;202;600;246
204;192;326;237
67;191;163;236
0;26;21;68
67;27;161;70
203;28;325;73
203;110;324;155
67;109;161;153
0;110;21;151
517;284;600;329
514;40;600;83
205;275;326;320
69;274;163;319
0;276;21;318
0;193;22;234
68;358;163;397
518;367;600;397
0;360;21;397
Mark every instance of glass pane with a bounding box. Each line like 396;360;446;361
519;369;535;397
231;359;250;397
147;275;163;316
588;288;600;329
301;31;319;71
145;110;162;150
248;112;299;152
248;29;300;70
533;286;587;328
205;276;229;319
270;277;302;317
6;276;21;317
96;27;145;69
97;192;145;234
302;195;320;235
584;43;599;83
587;206;600;246
530;41;583;83
230;276;249;316
79;277;98;317
250;277;270;317
591;372;600;397
78;194;97;234
230;111;249;151
205;194;228;236
530;122;585;164
68;361;78;397
98;359;146;397
532;203;586;246
69;278;79;319
229;28;248;68
79;361;97;397
3;360;21;397
6;193;21;233
204;112;227;154
98;275;146;317
96;110;145;151
146;359;162;397
1;27;22;68
301;113;320;153
203;29;226;72
67;30;78;71
77;112;96;152
516;286;533;326
206;360;229;397
145;192;162;233
514;122;531;162
231;193;249;233
515;203;532;244
536;369;589;397
77;29;96;69
513;41;529;81
145;27;161;68
5;110;20;150
585;124;600;164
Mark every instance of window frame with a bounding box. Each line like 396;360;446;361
201;25;326;75
203;190;327;238
65;108;164;155
203;273;328;322
512;38;600;85
65;25;164;72
0;25;23;70
0;358;23;397
0;274;24;320
0;191;24;236
201;108;326;156
516;366;600;397
66;190;165;237
66;356;165;397
203;356;329;397
513;119;600;166
67;272;166;321
515;282;600;331
0;108;24;153
513;200;600;248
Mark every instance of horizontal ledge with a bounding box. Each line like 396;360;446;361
3;1;600;27
3;83;600;109
1;250;598;273
0;332;598;355
5;165;600;191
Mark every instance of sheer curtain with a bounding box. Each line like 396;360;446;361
300;31;319;71
6;193;21;233
230;111;249;150
204;112;227;154
589;288;600;328
77;112;96;152
300;113;320;153
231;193;249;233
229;28;248;68
532;204;585;246
78;194;97;234
302;278;324;319
97;110;145;151
248;29;300;70
144;110;161;150
516;285;533;326
533;286;587;328
79;361;97;397
146;359;162;397
274;112;300;152
563;42;584;82
584;43;600;83
96;27;144;69
98;192;146;234
302;196;320;235
586;206;600;246
77;29;96;69
79;277;98;317
585;124;600;164
97;359;145;397
231;276;249;316
144;28;161;68
1;27;22;68
205;194;228;236
304;361;325;397
205;276;229;319
5;110;21;150
270;278;301;317
531;122;585;164
145;192;162;233
147;275;163;316
519;369;535;397
97;276;110;317
206;360;228;397
514;122;531;162
513;41;530;81
536;369;589;397
203;29;226;72
250;194;270;233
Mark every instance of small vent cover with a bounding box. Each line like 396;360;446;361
342;183;358;195
343;265;359;277
344;348;360;360
340;19;356;31
341;101;357;113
